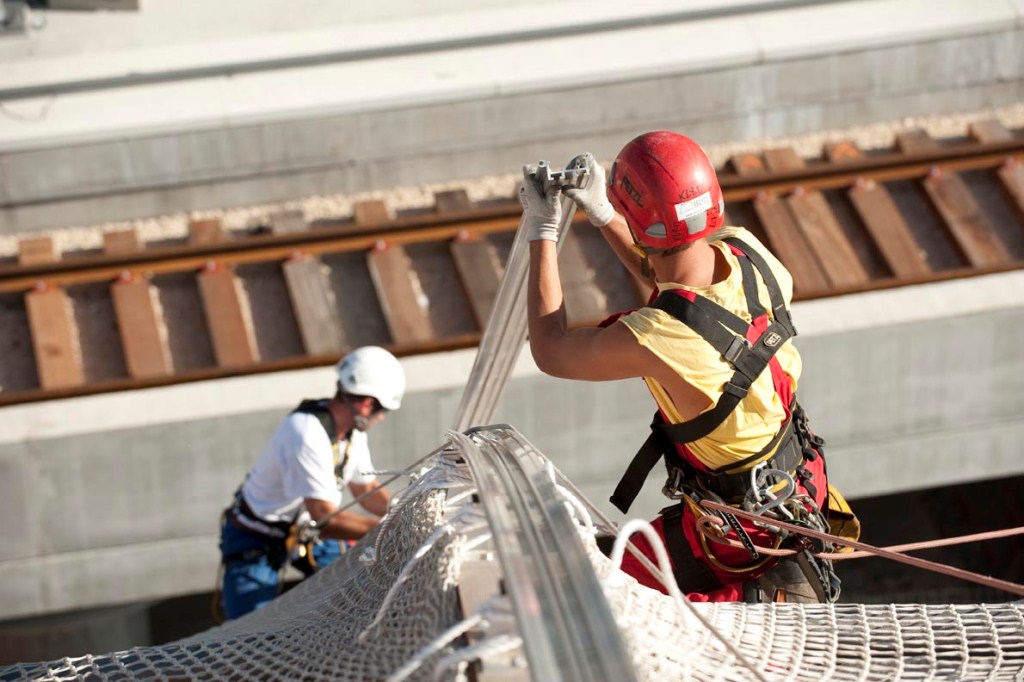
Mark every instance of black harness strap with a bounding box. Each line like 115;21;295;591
661;504;721;594
610;427;669;514
734;252;767;320
712;413;794;477
648;240;796;448
296;398;353;473
228;399;341;542
227;490;293;539
693;422;799;500
293;399;339;447
723;237;796;336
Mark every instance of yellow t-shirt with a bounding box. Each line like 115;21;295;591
619;226;801;472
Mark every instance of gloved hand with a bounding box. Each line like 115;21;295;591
295;519;320;545
286;519;321;562
519;165;563;242
564;153;616;227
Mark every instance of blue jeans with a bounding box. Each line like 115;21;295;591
219;518;345;620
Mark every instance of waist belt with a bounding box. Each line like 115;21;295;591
227;492;293;540
685;426;801;502
611;409;802;514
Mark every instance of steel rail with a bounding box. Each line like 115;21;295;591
455;425;638;682
0;136;1021;407
0;212;522;294
0;204;520;283
0;333;483;408
3;136;1022;293
796;261;1024;302
718;137;1024;199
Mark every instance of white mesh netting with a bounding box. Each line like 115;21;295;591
3;441;1023;682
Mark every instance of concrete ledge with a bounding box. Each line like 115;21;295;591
0;535;218;620
3;30;1023;232
828;415;1024;499
2;0;1019;153
0;1;807;96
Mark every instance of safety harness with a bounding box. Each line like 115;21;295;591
608;237;839;601
222;400;341;559
213;401;346;622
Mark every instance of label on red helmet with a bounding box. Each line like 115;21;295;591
621;174;644;207
674;191;712;222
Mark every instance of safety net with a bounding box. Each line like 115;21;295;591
3;429;1022;682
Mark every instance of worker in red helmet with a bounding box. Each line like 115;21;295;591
521;131;858;603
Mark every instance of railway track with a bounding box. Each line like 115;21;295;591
1;120;1022;406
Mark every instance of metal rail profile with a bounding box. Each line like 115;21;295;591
451;160;587;432
452;424;637;682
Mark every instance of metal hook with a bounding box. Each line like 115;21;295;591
749;467;797;518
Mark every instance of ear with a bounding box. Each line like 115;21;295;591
354;396;377;414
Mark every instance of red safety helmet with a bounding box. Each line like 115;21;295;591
607;131;725;250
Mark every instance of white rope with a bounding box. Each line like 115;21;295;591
13;442;1024;681
360;469;420;478
461;529;494;553
608;519;773;682
545;460;596;538
363;464;470;564
444;486;479;509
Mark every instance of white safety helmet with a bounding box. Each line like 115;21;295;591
335;346;405;411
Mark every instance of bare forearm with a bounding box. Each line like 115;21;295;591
527;240;569;374
359;485;391;517
320;510;377;541
305;498;378;541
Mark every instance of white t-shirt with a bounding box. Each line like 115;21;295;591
241;409;377;523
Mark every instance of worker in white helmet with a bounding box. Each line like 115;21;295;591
217;346;406;620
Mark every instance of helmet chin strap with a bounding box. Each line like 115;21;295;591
629;232;692;280
630;242;652;279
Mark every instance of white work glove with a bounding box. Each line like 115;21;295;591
519;165;563;242
564;153;615;227
295;519;320;545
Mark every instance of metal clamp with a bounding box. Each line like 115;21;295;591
531;159;590;192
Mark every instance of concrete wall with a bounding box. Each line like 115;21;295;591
2;1;1022;233
0;270;1021;621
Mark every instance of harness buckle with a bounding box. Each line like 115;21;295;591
723;335;748;364
661;466;688;500
722;381;749;400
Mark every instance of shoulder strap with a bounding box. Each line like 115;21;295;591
722;237;796;336
292;399;339;446
648;241;797;448
650;292;759;444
